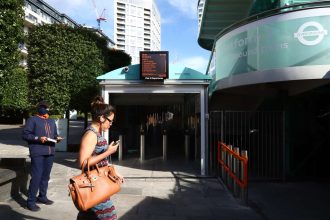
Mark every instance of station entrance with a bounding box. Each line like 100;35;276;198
109;93;200;160
97;64;211;175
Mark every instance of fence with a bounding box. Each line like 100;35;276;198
218;142;248;203
209;111;285;180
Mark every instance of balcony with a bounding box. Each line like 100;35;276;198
117;13;125;17
117;8;125;13
117;18;125;24
116;30;125;35
116;45;125;50
19;43;28;56
24;14;38;27
117;24;125;29
19;59;28;67
117;3;125;9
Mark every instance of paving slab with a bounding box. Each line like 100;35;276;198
1;123;330;220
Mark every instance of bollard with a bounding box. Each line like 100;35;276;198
163;131;167;160
233;147;240;197
118;135;123;161
140;133;145;161
227;145;233;190
220;145;225;181
195;131;198;160
240;150;248;204
223;146;228;185
185;134;190;161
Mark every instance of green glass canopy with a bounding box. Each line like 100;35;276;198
198;0;254;50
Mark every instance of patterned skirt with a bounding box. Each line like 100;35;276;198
77;199;117;220
91;198;117;220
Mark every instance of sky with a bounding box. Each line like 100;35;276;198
44;0;211;73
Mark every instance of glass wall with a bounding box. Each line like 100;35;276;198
214;8;330;81
249;0;281;15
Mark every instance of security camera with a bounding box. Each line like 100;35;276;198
124;66;129;72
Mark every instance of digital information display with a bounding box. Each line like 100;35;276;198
140;51;169;80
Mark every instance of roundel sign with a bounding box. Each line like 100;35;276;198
294;21;328;46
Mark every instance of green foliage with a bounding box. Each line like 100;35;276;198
0;1;131;122
1;67;29;109
0;0;25;111
27;24;106;114
106;48;132;72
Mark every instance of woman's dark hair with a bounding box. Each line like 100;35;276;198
90;96;116;121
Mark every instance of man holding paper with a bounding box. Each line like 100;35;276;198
22;100;63;211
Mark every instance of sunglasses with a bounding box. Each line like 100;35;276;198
105;117;114;125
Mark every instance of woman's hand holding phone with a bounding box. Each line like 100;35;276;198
107;140;119;154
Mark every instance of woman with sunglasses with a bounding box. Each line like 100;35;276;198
78;95;124;220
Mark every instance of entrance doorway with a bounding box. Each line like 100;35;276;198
109;93;200;160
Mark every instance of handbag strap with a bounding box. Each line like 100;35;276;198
80;158;101;175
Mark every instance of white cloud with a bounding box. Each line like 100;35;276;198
167;0;198;20
179;56;209;73
161;16;176;24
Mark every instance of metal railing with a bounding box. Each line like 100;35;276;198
218;141;248;203
209;111;285;180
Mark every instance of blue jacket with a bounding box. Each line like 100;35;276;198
22;115;58;157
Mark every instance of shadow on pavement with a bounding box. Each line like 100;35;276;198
53;152;79;169
0;204;46;220
249;181;330;220
114;173;262;220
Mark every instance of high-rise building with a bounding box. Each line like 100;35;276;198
114;0;161;64
197;0;205;30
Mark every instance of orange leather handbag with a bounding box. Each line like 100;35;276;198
68;159;121;211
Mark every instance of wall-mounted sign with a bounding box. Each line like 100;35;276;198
294;21;328;46
140;51;169;80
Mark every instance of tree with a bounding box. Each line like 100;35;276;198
27;24;105;115
106;48;132;71
27;23;132;129
0;0;27;120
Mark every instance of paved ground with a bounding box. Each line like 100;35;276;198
1;122;330;220
0;153;261;220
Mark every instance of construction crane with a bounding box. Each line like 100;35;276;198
91;0;107;30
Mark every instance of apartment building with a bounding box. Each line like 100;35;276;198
114;0;161;64
21;0;114;66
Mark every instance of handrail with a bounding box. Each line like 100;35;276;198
217;141;248;188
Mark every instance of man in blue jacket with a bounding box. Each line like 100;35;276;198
22;101;63;211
